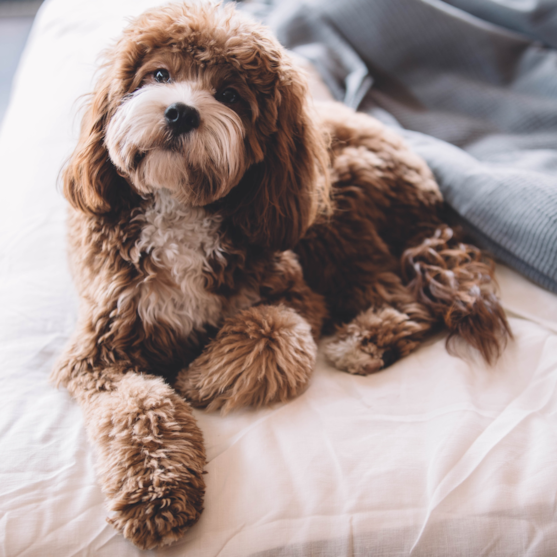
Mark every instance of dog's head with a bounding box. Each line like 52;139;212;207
64;2;330;249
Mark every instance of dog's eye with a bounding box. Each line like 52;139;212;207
217;88;240;104
154;69;171;83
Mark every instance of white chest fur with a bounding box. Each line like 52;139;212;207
129;190;227;338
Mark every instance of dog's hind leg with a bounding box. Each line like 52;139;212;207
325;225;512;375
324;272;437;375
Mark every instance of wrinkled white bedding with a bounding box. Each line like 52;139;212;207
1;1;557;555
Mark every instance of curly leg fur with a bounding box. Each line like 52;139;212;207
175;304;317;413
52;351;206;550
402;225;511;364
325;272;436;375
176;251;325;413
326;226;511;374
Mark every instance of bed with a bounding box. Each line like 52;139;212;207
1;0;557;555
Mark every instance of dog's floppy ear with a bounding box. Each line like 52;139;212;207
63;74;133;215
226;64;331;251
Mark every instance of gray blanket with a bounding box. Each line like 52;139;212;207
247;0;557;293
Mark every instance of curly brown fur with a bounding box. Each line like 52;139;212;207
52;352;206;550
175;250;326;411
296;103;510;371
175;304;317;413
324;272;437;375
402;225;512;364
53;2;510;549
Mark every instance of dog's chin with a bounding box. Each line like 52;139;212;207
126;149;242;207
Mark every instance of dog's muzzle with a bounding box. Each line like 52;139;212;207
165;103;200;135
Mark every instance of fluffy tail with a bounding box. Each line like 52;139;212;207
401;226;511;364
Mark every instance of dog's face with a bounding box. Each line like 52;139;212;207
104;56;249;206
64;3;330;249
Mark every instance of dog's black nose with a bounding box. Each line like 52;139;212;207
164;103;200;134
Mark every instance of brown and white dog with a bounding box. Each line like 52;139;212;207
52;2;511;549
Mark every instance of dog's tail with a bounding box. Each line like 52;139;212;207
401;225;511;364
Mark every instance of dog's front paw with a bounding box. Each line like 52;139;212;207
89;374;206;549
175;305;317;413
325;306;424;375
107;480;203;550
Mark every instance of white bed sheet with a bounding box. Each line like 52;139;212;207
1;1;557;555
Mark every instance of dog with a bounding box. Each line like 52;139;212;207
52;2;511;549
